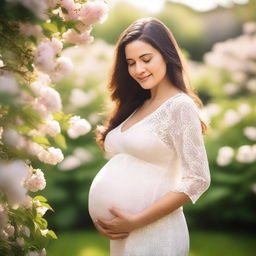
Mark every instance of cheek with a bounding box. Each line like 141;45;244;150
128;67;135;78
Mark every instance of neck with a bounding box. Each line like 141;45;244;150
149;77;181;102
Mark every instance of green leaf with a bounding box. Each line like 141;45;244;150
41;202;54;212
43;22;58;33
47;230;58;239
33;195;48;203
32;136;50;147
53;133;67;149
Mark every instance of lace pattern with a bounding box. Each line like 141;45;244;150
145;95;211;204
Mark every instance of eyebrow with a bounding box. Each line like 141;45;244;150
126;53;153;61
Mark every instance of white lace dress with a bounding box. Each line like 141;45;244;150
88;93;211;256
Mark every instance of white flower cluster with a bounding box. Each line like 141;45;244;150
67;115;91;139
0;71;19;95
204;21;256;95
217;144;256;166
25;168;46;192
34;38;73;82
2;128;64;165
0;160;29;206
58;147;93;171
61;0;109;45
222;103;252;127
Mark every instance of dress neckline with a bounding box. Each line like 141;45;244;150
119;92;185;133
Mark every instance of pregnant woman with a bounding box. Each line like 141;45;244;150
88;17;211;256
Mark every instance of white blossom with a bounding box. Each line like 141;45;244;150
0;160;30;206
38;147;64;165
34;41;56;73
70;88;95;108
223;82;240;95
5;223;15;237
0;72;19;94
0;230;9;240
67;115;91;139
37;205;49;216
31;86;62;117
243;126;256;141
231;71;247;83
16;237;25;247
26;141;45;156
40;229;49;236
21;195;33;210
51;56;74;81
25;168;46;192
58;155;81;171
38;119;61;137
237;103;251;117
246;79;256;92
73;147;93;162
236;145;255;163
2;128;27;149
217;146;234;166
223;109;241;127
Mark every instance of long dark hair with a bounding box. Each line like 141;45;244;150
95;17;207;149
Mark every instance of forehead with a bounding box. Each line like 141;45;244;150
125;40;158;58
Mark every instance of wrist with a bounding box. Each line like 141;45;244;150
132;212;146;229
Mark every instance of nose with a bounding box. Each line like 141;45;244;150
135;62;146;75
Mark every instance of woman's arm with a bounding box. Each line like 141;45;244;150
133;191;190;228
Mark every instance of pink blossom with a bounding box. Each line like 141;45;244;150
79;1;109;25
34;41;56;73
60;0;78;21
51;38;63;54
19;23;43;38
0;72;18;94
48;0;60;9
63;29;93;45
52;56;74;81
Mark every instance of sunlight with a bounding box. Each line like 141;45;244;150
110;0;249;13
78;247;107;256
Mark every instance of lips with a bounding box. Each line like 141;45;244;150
137;74;151;82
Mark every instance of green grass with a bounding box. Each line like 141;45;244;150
47;229;256;256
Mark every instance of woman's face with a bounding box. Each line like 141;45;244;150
125;40;168;90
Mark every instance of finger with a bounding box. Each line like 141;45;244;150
95;222;129;239
97;219;112;229
95;222;111;237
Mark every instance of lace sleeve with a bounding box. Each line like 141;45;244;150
169;99;211;204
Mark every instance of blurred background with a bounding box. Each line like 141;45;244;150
31;0;256;255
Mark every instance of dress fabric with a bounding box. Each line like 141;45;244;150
88;93;211;256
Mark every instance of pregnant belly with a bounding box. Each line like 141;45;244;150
88;153;165;221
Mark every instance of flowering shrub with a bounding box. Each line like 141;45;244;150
187;21;256;228
0;0;108;255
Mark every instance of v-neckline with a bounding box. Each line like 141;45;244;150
119;92;184;133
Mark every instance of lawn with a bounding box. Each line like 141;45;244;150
47;229;256;256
